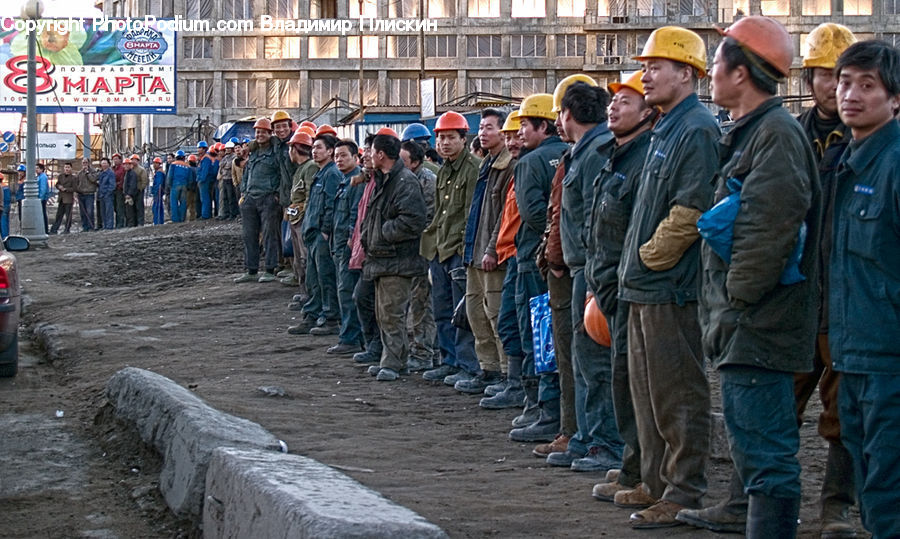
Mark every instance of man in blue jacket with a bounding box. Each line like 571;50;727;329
830;40;900;539
97;157;116;231
166;151;194;223
36;162;50;233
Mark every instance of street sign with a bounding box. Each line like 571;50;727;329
0;142;8;152
28;133;78;160
2;131;13;143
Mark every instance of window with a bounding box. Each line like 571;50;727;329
636;0;665;16
266;79;300;108
557;0;585;16
389;0;418;17
350;0;378;18
153;127;177;148
843;0;871;14
390;78;418;105
222;37;256;59
309;79;342;108
511;35;547;57
760;0;789;15
466;35;501;57
223;0;251;19
469;0;500;16
428;0;456;16
183;37;212;59
309;36;339;58
426;35;457;57
510;77;546;97
310;0;336;17
468;77;502;94
388;36;419;58
801;0;830;14
885;34;900;47
147;0;174;17
348;36;379;58
512;0;546;16
597;33;626;58
434;76;457;103
679;0;707;16
184;79;213;108
886;0;899;13
635;31;651;55
264;37;301;59
266;0;297;19
186;0;212;19
225;78;257;108
350;79;378;105
556;35;586;57
718;0;749;21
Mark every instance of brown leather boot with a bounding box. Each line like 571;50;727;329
532;434;569;458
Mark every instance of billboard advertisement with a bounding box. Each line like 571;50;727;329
0;17;176;114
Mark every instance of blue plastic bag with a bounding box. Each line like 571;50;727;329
698;177;806;285
530;292;556;374
282;220;294;258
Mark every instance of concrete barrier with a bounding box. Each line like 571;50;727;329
105;367;282;521
204;447;449;539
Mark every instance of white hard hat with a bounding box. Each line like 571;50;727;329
224;141;235;149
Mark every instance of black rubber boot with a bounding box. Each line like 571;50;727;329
746;494;799;539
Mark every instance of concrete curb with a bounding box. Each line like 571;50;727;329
32;322;64;363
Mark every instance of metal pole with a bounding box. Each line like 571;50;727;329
358;0;364;120
21;4;48;245
83;113;90;160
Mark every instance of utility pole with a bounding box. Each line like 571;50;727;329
21;0;48;245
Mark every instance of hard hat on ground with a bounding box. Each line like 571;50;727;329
518;93;557;121
375;127;400;138
289;131;313;147
316;124;337;137
401;123;431;141
271;110;291;124
717;16;793;79
434;111;469;132
609;71;646;96
584;295;611;347
803;23;857;69
553;74;597;113
634;26;708;78
197;141;208;148
501;110;521;133
253;118;273;131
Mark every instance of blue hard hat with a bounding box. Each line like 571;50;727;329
197;141;209;148
229;137;240;144
16;164;26;171
241;138;250;144
175;150;186;158
401;123;431;142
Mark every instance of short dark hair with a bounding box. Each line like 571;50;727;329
836;40;900;96
364;133;376;147
719;37;779;96
100;157;110;165
36;163;45;171
335;139;359;156
561;81;609;123
425;147;443;165
314;134;338;149
401;140;424;165
525;117;558;136
373;134;401;160
481;107;506;127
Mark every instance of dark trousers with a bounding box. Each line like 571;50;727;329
124;197;138;227
302;233;339;322
220;180;239;218
547;270;576;436
40;199;48;233
335;246;363;346
240;193;281;273
100;193;115;230
50;202;73;233
611;300;642;488
199;181;214;219
498;257;523;359
430;254;479;374
77;193;95;231
353;274;381;356
516;262;558;402
135;188;145;225
113;188;125;228
170;185;187;222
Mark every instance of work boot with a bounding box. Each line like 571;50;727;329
291;293;310;304
455;370;502;394
746;494;800;539
533;434;570;458
423;363;458;382
287;316;317;335
571;446;620;473
276;269;292;278
820;443;857;539
444;370;474;387
630;500;686;529
509;398;560;442
509;384;540;426
546;448;584;467
257;271;276;282
592;480;631;502
614;484;658;509
676;468;747;533
309;320;340;336
354;350;380;363
280;275;299;286
603;469;620;484
327;343;362;356
233;272;257;283
406;355;433;372
375;368;400;381
484;378;508;397
479;384;525;409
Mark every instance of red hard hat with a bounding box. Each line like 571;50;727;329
316;124;337;137
253;118;273;131
375;127;399;138
300;120;317;131
130;154;140;161
187;154;198;163
289;131;313;147
716;16;794;78
152;157;162;163
434;111;469;132
584;295;611;347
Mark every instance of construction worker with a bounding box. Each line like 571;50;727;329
151;157;165;225
400;122;439;175
507;93;568;444
130;154;148;226
110;153;125;228
217;139;239;220
617;26;718;528
793;23;860;539
50;161;77;234
122;157;139;227
587;70;658;503
420;111;481;385
271;110;294;143
197;140;216;219
166;150;193;223
97;157;116;230
75;157;98;232
283;132;316;313
830;40;900;539
455;108;512;394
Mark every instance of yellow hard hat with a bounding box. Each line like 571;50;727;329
608;71;646;96
501;110;521;133
552;74;597;113
634;26;708;78
803;23;857;69
271;110;291;124
518;93;556;121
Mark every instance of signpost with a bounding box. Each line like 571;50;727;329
23;133;78;160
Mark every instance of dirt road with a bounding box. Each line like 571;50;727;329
0;220;860;537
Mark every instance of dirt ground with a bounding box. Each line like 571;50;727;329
0;219;864;538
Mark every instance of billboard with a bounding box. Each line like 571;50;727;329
0;17;176;114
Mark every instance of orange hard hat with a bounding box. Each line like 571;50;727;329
300;120;317;131
253;117;273;131
584;295;611;347
130;154;140;162
608;71;646;96
299;126;316;138
434;111;469;132
716;16;793;78
316;124;338;137
187;154;198;163
375;127;399;138
289;131;313;147
152;157;162;164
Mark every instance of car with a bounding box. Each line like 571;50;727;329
0;235;29;378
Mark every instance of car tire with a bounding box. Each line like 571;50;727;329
0;333;19;378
